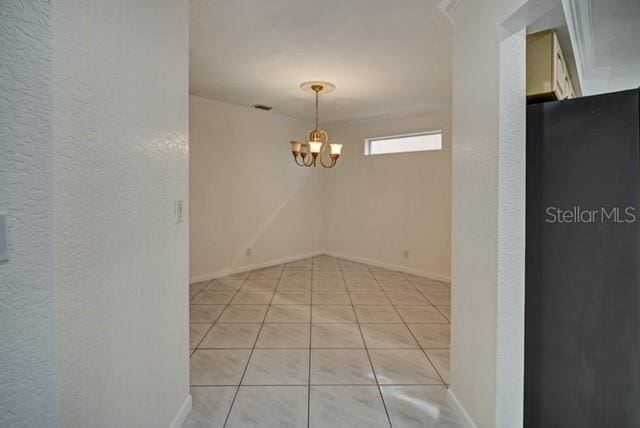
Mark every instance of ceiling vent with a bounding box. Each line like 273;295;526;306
252;104;273;111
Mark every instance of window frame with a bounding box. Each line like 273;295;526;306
364;130;443;156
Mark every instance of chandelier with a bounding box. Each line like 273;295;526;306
289;81;342;168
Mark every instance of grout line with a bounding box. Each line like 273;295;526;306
189;278;215;302
192;276;249;351
189;257;453;426
307;259;317;428
221;264;284;428
376;273;449;387
348;261;394;428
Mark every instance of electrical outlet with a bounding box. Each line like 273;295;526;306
175;200;183;224
246;248;252;256
403;250;410;259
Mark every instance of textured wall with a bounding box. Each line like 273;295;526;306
189;96;324;280
0;2;59;427
450;1;527;427
324;112;452;280
53;0;190;426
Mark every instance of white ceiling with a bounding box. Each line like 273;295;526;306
564;0;640;95
189;0;453;125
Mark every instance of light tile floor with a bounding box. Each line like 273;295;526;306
184;255;462;428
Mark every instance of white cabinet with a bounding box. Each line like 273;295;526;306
527;30;577;102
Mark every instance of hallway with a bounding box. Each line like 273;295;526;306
185;255;460;427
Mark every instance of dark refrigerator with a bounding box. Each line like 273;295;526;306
525;88;640;427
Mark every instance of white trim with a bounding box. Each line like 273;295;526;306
169;394;192;428
324;251;451;283
189;250;324;284
447;389;477;428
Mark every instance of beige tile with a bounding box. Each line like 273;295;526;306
226;386;308;428
285;259;313;270
206;278;244;291
360;324;418;348
349;291;390;305
369;349;442;385
396;306;449;324
190;349;251;386
372;271;405;281
313;257;340;268
230;291;273;305
220;271;251;280
342;270;374;280
312;279;347;291
377;280;415;292
381;385;463;428
411;280;450;294
312;291;351;304
183;386;236;428
312;305;357;323
190;281;209;296
425;349;450;384
422;291;450;306
190;324;211;349
407;324;450;348
199;323;261;348
437;305;451;321
249;268;282;279
313;270;343;280
191;291;235;305
353;305;403;323
310;349;375;385
345;280;380;291
311;324;364;348
310;386;390;428
271;291;311;305
366;265;393;272
190;288;202;301
385;290;430;306
255;323;310;348
281;269;312;280
190;305;225;323
277;279;312;291
217;305;268;323
241;279;278;291
243;349;309;385
264;305;311;323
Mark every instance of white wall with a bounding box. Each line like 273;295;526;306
52;1;190;427
1;1;190;426
450;1;528;427
0;3;58;427
189;96;324;281
324;112;451;280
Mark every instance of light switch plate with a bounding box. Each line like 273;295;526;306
175;200;183;224
0;212;8;262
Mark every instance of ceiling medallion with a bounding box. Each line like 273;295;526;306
289;81;342;168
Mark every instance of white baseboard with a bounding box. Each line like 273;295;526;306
447;389;477;428
189;250;324;284
324;251;451;283
169;394;192;428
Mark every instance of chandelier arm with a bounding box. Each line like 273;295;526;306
318;131;334;168
302;143;314;167
293;154;306;167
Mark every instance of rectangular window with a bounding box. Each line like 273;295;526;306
364;131;442;156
